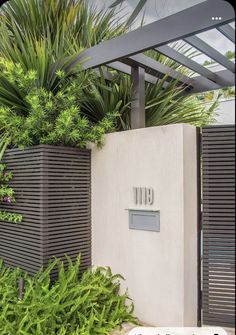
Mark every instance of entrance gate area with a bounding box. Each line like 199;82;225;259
201;125;235;328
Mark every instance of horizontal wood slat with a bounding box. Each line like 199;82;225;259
0;145;91;278
202;126;235;328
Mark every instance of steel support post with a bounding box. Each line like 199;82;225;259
131;66;145;129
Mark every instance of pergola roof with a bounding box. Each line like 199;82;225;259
71;0;235;128
72;0;235;94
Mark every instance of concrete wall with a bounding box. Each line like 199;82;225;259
214;99;235;125
91;124;198;327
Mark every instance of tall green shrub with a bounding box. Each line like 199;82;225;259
0;0;217;129
0;59;119;148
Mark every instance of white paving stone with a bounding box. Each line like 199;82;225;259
111;326;235;335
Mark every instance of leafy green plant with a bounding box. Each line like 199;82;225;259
0;0;217;130
0;211;23;223
0;134;10;161
0;136;23;224
0;0;127;92
0;164;13;182
81;67;217;129
0;59;119;149
0;163;23;224
0;256;137;335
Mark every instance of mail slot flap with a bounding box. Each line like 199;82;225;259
129;210;160;232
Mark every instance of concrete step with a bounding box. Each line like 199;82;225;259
111;325;235;335
110;324;135;335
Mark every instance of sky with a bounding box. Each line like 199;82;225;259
91;0;235;64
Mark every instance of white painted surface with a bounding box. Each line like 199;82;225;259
129;327;227;335
214;99;235;125
91;124;198;327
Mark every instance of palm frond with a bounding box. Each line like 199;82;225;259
126;0;148;27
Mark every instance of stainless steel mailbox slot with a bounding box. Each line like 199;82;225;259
129;210;160;232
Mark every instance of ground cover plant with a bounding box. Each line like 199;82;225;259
0;256;136;335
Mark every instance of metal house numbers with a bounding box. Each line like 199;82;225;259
133;187;154;205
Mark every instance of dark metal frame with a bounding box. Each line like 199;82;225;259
196;127;202;326
68;0;235;129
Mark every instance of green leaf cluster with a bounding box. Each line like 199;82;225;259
0;162;23;223
0;164;13;182
0;0;218;131
0;184;15;201
0;59;119;149
0;136;23;224
0;211;23;223
0;256;137;335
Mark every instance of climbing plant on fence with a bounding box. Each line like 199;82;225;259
0;136;23;224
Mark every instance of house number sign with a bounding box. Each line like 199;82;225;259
133;187;154;205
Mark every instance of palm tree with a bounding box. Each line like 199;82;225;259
0;0;216;129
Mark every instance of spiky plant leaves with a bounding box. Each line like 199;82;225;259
0;60;119;149
0;0;217;130
125;0;148;27
0;256;137;334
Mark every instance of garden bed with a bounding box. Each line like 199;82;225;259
0;257;136;335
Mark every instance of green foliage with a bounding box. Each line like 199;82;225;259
0;0;217;129
82;68;216;129
0;164;13;182
200;50;235;103
110;0;148;26
0;211;23;223
225;50;235;60
0;183;15;201
0;59;119;148
0;0;127;91
0;134;10;161
0;162;23;224
0;256;137;335
203;50;235;66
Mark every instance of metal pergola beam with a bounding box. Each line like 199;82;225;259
155;44;236;88
107;61;158;84
155;45;217;82
70;0;234;70
105;64;235;95
184;35;235;73
217;24;235;43
131;66;145;129
191;69;235;93
63;0;235;130
123;54;193;86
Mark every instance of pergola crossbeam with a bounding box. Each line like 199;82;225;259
107;61;158;84
217;24;235;43
64;0;235;129
123;54;193;87
155;45;217;82
184;35;235;73
191;69;235;94
70;0;234;72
